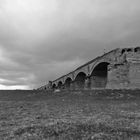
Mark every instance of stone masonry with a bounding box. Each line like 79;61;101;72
38;47;140;90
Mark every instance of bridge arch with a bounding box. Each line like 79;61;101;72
64;77;72;89
52;83;56;89
57;81;63;89
90;62;110;88
74;72;87;89
90;60;111;74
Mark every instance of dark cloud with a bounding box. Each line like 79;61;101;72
0;0;140;89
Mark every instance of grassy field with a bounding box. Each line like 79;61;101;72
0;89;140;139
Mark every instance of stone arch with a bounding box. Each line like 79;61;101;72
90;62;110;88
57;81;63;89
134;47;140;52
74;72;86;89
52;83;56;89
90;60;110;75
64;77;72;89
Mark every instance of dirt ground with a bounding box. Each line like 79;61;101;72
0;89;140;140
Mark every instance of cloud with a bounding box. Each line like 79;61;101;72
0;0;140;89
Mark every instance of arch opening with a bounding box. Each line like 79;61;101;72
52;84;56;89
74;72;86;89
58;81;63;89
65;77;72;89
134;47;140;52
90;62;110;88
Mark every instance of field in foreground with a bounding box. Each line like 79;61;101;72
0;90;140;140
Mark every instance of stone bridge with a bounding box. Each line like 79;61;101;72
38;47;140;90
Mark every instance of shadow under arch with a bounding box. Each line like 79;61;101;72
52;83;56;89
74;72;86;89
57;81;63;89
90;62;110;88
64;77;72;89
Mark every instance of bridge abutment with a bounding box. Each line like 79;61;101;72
107;63;130;89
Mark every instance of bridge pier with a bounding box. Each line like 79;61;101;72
69;81;75;90
84;77;91;89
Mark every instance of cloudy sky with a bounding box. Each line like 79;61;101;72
0;0;140;89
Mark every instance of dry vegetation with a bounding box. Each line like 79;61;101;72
0;89;140;139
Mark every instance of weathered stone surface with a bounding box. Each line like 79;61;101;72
129;63;140;89
107;63;130;89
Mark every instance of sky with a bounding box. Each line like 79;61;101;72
0;0;140;89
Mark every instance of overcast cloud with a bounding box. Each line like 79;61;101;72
0;0;140;89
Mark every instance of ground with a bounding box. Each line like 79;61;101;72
0;90;140;139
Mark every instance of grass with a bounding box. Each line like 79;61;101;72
0;89;140;139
